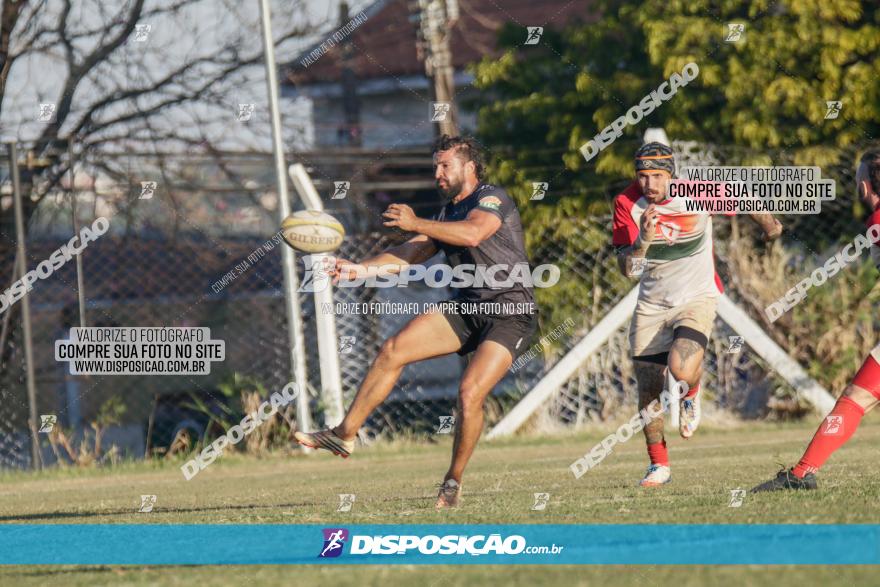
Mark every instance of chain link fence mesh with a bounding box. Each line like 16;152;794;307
0;140;876;468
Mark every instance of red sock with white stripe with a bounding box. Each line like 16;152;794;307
647;440;669;466
791;355;880;478
791;397;864;478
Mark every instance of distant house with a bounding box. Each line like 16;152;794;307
283;0;590;150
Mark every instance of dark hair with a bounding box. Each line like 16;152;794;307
432;134;485;180
860;150;880;195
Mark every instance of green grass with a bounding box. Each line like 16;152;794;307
1;565;878;587
0;419;878;584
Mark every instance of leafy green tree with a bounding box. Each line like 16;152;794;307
472;0;880;202
468;0;880;358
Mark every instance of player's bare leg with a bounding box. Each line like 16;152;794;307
437;340;513;508
752;355;880;492
668;335;706;439
845;384;880;412
336;310;462;439
635;361;669;486
293;310;461;457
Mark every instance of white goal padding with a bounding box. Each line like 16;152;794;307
488;287;639;439
488;289;835;439
288;163;345;427
715;295;835;414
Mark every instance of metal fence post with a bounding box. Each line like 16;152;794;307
68;141;87;328
259;0;313;441
8;142;41;470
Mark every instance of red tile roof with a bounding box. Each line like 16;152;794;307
285;0;594;86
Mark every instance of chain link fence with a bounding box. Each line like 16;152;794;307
514;139;876;432
0;140;876;468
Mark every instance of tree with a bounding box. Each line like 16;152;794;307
469;0;880;383
0;0;317;238
0;0;320;377
472;0;880;211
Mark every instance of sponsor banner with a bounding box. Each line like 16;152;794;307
0;524;878;564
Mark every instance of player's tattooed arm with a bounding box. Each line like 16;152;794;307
748;213;783;242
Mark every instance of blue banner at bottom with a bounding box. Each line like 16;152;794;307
0;524;877;565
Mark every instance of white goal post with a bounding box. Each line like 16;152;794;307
288;163;346;427
488;289;835;439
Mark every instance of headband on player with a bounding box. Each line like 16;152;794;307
634;142;675;176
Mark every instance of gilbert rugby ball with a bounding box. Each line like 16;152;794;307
281;210;345;254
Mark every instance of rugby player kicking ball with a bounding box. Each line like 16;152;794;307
295;135;538;508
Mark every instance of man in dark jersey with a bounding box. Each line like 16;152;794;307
294;135;538;508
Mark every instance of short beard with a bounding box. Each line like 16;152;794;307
437;179;462;201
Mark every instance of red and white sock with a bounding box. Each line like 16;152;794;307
852;354;880;398
791;396;864;478
791;356;880;478
684;382;700;400
647;440;669;467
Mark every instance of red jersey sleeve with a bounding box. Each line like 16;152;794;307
867;208;880;242
612;181;641;246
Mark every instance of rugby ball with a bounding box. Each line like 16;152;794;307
280;210;345;254
281;210;345;253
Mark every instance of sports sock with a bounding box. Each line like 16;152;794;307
852;355;880;399
647;440;669;467
791;396;864;478
684;382;700;399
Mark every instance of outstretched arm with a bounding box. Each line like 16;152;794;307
330;234;438;282
363;234;439;268
748;213;783;242
383;203;502;248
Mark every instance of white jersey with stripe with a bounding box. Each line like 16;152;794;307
626;196;721;307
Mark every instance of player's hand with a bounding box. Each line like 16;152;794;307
763;218;783;242
328;257;366;284
639;204;659;245
382;204;419;232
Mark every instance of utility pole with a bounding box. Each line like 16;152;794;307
338;1;362;146
409;0;459;137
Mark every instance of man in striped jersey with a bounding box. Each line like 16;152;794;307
613;142;782;487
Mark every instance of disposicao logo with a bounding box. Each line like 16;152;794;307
319;528;349;558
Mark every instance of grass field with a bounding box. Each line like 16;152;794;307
1;418;878;585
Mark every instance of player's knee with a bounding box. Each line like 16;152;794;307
458;381;485;413
667;363;700;388
637;388;662;410
377;337;406;368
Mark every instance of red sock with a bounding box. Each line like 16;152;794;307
852;355;880;399
647;440;669;466
791;396;865;478
684;382;700;399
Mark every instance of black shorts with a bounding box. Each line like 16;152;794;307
440;303;538;360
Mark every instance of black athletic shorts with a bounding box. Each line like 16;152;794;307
440;301;538;360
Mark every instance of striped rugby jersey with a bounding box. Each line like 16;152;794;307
612;180;723;306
